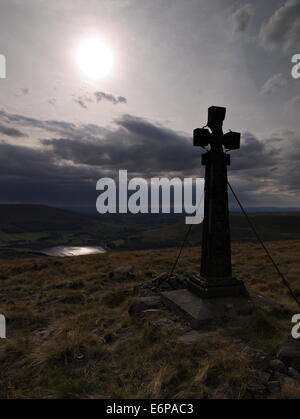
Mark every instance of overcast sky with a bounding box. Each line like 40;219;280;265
0;0;299;208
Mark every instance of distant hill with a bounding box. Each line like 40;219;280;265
108;212;300;250
0;205;181;250
0;205;96;233
0;204;102;249
0;204;133;249
63;205;300;214
0;204;299;251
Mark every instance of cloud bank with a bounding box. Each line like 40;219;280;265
0;109;299;207
260;0;300;52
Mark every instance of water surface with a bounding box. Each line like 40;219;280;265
40;246;106;257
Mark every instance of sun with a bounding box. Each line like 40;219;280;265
76;38;113;79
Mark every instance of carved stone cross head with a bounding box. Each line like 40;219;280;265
193;106;241;151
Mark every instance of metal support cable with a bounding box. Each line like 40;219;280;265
168;188;204;278
168;224;193;278
228;181;300;309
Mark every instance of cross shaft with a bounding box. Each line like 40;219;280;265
187;106;247;299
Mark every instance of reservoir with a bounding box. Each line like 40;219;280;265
40;246;106;257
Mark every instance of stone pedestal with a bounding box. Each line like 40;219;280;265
187;275;248;299
161;289;253;329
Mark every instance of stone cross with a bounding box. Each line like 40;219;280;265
187;106;247;298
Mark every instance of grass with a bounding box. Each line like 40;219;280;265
0;240;300;399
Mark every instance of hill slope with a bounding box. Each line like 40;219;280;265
0;205;182;250
0;241;299;398
0;205;118;249
109;213;300;250
0;205;300;251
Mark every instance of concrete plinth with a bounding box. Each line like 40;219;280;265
161;289;253;329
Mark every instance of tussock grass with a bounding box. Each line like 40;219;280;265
0;241;300;398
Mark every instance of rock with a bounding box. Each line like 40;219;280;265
269;359;288;375
169;277;179;289
277;337;300;370
152;272;168;284
113;265;134;279
150;318;175;329
272;371;288;382
224;303;235;316
116;328;132;339
114;265;133;274
268;381;281;393
111;265;135;282
245;382;267;397
128;296;162;315
239;345;261;358
288;367;300;383
140;309;165;317
178;330;218;345
272;371;299;387
256;354;272;370
282;375;300;388
239;346;272;370
258;371;272;384
160;282;173;290
152;273;188;290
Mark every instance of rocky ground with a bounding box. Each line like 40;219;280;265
129;292;300;398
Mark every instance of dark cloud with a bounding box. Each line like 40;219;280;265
40;116;281;178
259;0;300;52
42;114;196;174
260;73;287;95
231;132;280;171
0;110;106;139
228;130;300;207
230;4;254;34
94;91;127;105
0;110;74;133
73;93;93;109
0;109;299;207
75;98;88;109
72;91;127;109
0;141;100;205
0;123;26;138
48;98;56;107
